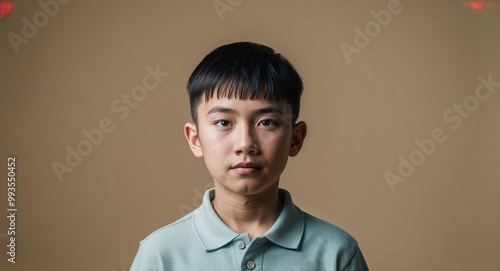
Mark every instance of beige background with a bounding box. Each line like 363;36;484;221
1;0;499;270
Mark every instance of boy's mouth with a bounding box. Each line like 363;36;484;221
231;162;262;174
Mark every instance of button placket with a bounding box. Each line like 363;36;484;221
241;237;266;270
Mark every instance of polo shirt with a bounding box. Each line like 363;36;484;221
131;188;369;271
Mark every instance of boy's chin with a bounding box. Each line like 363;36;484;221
214;178;280;196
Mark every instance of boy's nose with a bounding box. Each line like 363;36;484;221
234;125;259;155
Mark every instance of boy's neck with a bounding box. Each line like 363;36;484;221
210;183;283;240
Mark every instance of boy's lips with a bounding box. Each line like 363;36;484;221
231;162;262;174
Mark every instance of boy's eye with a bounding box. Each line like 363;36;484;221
215;120;231;127
258;119;279;127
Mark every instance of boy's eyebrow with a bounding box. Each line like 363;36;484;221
251;106;284;116
206;106;236;115
206;106;284;116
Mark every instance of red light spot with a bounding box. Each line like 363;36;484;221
464;0;488;11
0;1;14;19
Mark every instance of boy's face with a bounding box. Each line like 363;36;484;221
184;96;307;197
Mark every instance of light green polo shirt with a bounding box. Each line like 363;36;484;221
131;188;369;271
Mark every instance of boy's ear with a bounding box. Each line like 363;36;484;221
184;122;203;158
289;121;307;157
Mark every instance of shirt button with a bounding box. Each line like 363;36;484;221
246;260;255;270
236;240;245;249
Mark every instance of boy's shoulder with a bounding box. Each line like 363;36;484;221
278;188;359;250
138;212;196;248
304;211;357;240
299;210;360;252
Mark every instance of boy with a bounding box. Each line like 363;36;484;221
131;42;369;270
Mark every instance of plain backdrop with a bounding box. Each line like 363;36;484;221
0;0;499;270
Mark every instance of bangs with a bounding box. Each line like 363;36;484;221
187;42;303;123
202;74;286;103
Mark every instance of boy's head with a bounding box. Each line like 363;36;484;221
184;42;307;196
187;42;303;124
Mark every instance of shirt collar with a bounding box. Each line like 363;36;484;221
192;188;305;252
193;189;239;251
264;189;305;250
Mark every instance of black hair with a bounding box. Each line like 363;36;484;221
187;42;303;124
